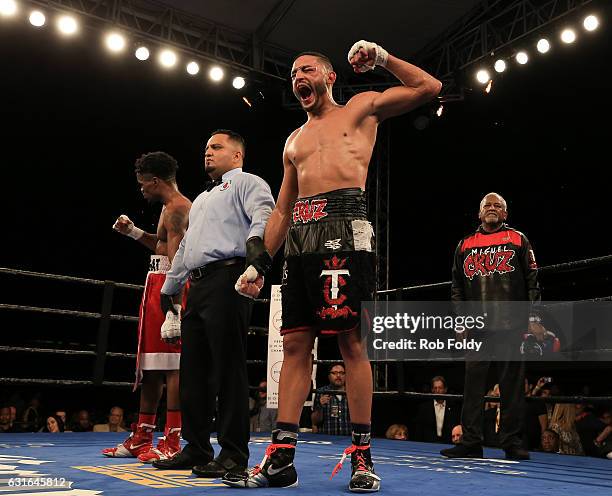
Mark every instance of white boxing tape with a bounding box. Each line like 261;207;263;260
235;265;263;299
347;40;389;72
113;214;144;240
161;304;182;340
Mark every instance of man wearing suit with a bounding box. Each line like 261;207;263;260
414;376;458;443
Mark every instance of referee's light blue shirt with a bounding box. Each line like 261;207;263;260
162;167;275;295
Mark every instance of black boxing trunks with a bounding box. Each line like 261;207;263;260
280;188;375;335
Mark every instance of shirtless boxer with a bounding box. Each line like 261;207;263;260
103;151;191;462
228;41;441;491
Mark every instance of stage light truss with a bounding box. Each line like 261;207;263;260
22;0;295;81
325;0;595;105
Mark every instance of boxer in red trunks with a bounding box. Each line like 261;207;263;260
103;151;191;462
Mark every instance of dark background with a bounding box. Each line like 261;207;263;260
1;7;611;433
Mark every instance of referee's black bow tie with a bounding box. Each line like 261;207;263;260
205;179;222;192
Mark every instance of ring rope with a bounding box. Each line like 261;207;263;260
1;376;610;404
376;253;612;295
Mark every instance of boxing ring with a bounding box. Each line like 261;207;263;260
2;432;611;495
1;255;612;495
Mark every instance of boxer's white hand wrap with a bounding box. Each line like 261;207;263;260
235;265;263;299
161;304;182;340
347;40;389;72
113;214;144;240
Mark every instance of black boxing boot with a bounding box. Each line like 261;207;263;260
222;429;298;488
331;431;381;492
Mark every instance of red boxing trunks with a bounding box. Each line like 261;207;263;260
134;255;184;387
281;188;375;336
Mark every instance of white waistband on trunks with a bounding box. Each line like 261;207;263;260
148;255;171;274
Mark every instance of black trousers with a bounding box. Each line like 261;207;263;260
179;263;252;466
461;330;525;450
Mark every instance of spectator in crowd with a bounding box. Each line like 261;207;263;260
538;382;559;422
71;410;93;432
540;429;560;453
385;424;408;440
249;380;277;433
530;376;552;397
483;384;501;447
576;404;612;458
451;425;463;445
9;406;17;425
414;376;459;443
22;394;42;432
0;406;21;433
549;403;583;455
55;410;67;425
94;407;127;433
593;422;612;459
523;377;549;450
43;415;65;433
55;410;70;431
520;313;561;356
311;363;351;436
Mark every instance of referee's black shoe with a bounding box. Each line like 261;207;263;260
153;451;209;470
440;444;483;458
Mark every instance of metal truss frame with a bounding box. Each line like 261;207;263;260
416;0;594;81
26;0;295;80
328;0;595;102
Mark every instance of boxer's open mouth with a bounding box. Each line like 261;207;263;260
297;85;314;105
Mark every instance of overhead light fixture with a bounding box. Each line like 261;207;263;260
536;39;550;54
29;10;46;27
476;69;490;84
516;51;529;65
485;80;492;94
135;46;150;61
232;76;246;89
57;15;78;36
0;0;18;17
583;15;599;32
159;49;177;68
494;59;506;73
186;62;200;75
561;29;576;44
105;32;126;53
209;66;224;82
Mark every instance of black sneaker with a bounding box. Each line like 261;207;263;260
440;444;483;458
331;443;380;492
222;430;298;488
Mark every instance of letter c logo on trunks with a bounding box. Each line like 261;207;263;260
292;199;328;223
317;255;357;320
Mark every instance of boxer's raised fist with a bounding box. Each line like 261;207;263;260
112;214;144;240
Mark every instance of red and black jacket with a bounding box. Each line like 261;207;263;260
451;224;541;303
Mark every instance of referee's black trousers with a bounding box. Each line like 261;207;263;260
179;263;252;467
460;330;525;450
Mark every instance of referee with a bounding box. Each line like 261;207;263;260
153;130;275;478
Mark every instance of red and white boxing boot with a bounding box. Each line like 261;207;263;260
137;426;182;463
102;421;155;458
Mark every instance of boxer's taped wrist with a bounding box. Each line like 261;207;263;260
126;226;144;240
374;44;389;67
